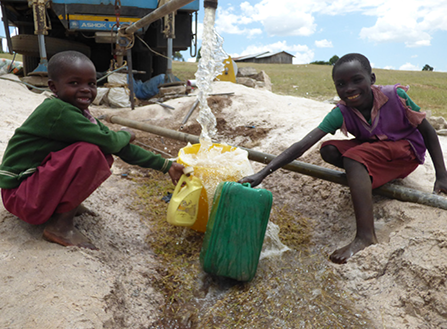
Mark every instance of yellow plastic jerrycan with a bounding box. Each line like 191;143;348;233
215;56;237;83
167;167;203;227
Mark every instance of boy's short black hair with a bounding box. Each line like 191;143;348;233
332;53;372;79
48;51;93;80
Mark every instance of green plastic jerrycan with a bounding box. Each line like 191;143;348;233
167;167;203;227
200;181;273;281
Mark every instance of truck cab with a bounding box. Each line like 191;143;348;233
1;0;199;80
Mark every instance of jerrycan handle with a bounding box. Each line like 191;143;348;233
172;166;195;197
242;182;251;188
172;174;189;196
183;166;194;176
173;167;194;195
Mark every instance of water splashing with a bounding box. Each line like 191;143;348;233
260;222;291;259
195;7;227;145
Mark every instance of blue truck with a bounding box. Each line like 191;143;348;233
1;0;199;79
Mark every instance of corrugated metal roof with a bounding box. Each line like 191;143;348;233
236;51;269;61
256;51;295;59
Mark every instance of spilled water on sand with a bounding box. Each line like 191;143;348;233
143;194;374;328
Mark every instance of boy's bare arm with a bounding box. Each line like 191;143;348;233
240;127;327;187
417;119;447;193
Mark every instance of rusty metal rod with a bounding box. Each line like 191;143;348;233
105;115;200;144
241;148;447;210
181;98;200;125
126;48;135;110
125;0;195;35
105;115;447;210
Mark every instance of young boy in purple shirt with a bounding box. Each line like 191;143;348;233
241;53;447;264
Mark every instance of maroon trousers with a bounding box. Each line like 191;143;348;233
1;142;113;225
321;139;419;189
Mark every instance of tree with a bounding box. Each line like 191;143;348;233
329;55;339;65
310;55;339;66
196;47;201;62
310;60;329;65
422;64;433;71
173;51;184;62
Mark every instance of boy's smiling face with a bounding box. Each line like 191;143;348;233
333;60;376;112
48;59;97;111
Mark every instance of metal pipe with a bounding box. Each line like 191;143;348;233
167;39;173;69
105;115;200;145
204;0;218;9
242;148;447;210
29;0;49;75
105;115;447;210
165;37;175;83
181;98;200;125
124;0;195;35
37;34;48;60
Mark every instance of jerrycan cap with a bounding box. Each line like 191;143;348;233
183;166;194;175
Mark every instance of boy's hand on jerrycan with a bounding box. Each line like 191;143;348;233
168;162;185;186
238;172;265;188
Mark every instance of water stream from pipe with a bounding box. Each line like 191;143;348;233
195;7;227;145
192;6;290;257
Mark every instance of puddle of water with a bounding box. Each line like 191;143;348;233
146;224;373;329
195;247;371;328
140;191;373;328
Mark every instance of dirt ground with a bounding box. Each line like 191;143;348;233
1;74;447;328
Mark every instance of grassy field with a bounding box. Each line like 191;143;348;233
173;61;447;117
2;52;445;117
1;52;22;62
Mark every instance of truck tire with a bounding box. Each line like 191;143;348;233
11;35;91;58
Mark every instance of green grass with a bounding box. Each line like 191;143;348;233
1;53;444;116
173;61;447;117
1;54;443;116
0;52;23;62
172;61;199;82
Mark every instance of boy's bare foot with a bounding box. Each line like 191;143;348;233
76;204;98;217
329;236;377;264
43;227;98;250
42;206;98;250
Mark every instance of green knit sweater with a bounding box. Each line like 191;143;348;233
0;97;172;189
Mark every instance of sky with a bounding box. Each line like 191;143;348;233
1;0;446;72
183;0;447;72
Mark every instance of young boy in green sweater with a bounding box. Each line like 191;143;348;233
0;50;184;250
